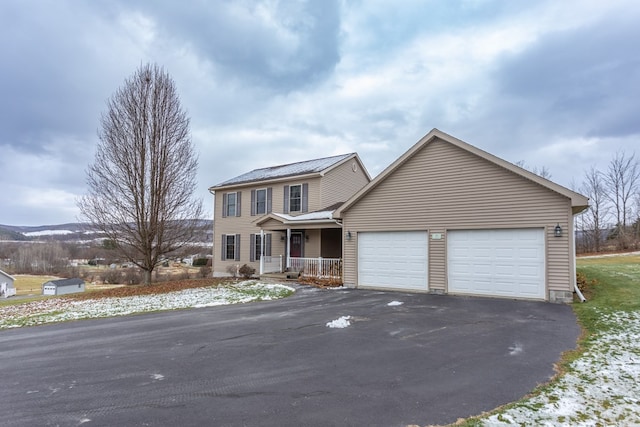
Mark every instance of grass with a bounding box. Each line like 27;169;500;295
451;253;640;426
12;274;60;295
0;280;295;329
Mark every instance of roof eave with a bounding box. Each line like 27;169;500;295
210;171;324;192
335;128;590;218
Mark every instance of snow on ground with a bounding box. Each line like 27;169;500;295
326;316;351;328
0;281;294;329
23;229;74;237
484;310;640;426
387;300;403;306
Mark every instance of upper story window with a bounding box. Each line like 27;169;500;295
256;189;266;215
283;183;308;214
226;193;236;216
289;185;302;212
250;188;272;216
223;192;241;217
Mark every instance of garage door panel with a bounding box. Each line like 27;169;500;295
448;229;545;300
358;231;428;291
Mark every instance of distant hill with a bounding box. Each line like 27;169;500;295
0;220;213;243
0;225;27;241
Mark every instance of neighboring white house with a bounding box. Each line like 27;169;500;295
0;269;16;298
42;278;85;296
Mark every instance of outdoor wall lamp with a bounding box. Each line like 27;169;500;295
554;223;562;237
346;231;352;240
305;234;309;242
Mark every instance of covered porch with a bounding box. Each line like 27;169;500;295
254;210;343;280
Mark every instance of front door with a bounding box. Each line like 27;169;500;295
290;232;303;257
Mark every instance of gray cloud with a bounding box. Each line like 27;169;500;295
1;0;639;225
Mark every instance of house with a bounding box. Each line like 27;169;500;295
209;153;371;277
42;278;85;296
0;269;16;298
334;129;589;303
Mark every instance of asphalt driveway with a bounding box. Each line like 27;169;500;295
0;286;580;426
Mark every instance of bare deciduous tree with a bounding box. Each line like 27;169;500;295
78;63;204;284
604;151;640;247
515;160;552;180
580;166;610;253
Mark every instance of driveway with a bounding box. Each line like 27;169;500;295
0;286;580;426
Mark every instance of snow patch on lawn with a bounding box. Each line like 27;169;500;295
484;310;640;426
387;301;403;306
326;316;351;328
0;281;294;329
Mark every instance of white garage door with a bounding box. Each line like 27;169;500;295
358;231;428;291
448;229;545;299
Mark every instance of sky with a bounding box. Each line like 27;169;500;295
1;0;639;226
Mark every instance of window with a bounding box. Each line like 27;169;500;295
289;184;301;212
225;235;236;260
223;192;241;217
250;188;271;216
254;234;262;261
221;234;240;261
283;183;307;214
226;193;236;217
255;189;266;215
250;233;272;262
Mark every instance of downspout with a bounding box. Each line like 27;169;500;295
573;214;586;302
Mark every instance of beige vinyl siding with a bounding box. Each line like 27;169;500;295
213;177;330;275
342;138;574;298
321;159;370;208
213;187;284;275
428;229;446;291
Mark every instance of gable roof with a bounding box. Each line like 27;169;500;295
45;278;84;287
0;269;15;281
210;153;367;190
334;129;589;217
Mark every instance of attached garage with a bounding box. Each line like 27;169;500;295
335;129;589;303
447;229;545;300
358;231;428;291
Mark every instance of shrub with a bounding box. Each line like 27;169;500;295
238;264;256;279
192;258;209;266
576;271;598;296
199;266;211;278
226;265;238;278
101;269;122;285
123;268;142;285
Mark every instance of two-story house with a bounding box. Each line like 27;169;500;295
209;153;371;277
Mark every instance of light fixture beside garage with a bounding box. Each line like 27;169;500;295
346;231;352;240
554;223;562;237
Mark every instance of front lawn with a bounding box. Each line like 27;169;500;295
456;254;640;426
0;280;295;329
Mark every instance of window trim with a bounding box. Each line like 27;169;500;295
221;233;241;261
255;188;267;215
289;184;302;213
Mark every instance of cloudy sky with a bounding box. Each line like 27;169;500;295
1;0;639;226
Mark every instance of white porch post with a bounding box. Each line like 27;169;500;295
286;228;291;269
259;229;265;275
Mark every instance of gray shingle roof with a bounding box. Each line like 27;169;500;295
212;153;355;188
47;278;84;287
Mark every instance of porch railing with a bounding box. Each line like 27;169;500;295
289;257;342;279
260;255;283;274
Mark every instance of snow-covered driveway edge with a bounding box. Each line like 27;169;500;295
481;309;640;426
0;281;295;330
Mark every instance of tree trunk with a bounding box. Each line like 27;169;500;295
144;269;152;285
